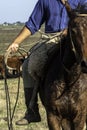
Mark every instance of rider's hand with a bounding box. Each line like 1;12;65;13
6;43;19;53
61;0;67;5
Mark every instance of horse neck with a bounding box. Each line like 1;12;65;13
62;38;82;85
62;38;76;69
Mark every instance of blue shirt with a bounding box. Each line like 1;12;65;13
25;0;87;34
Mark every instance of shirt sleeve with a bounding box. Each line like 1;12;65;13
25;0;45;34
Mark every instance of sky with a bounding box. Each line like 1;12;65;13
0;0;38;24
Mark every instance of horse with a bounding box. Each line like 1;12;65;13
39;2;87;130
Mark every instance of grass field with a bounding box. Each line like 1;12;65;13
0;24;48;130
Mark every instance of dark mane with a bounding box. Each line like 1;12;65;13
74;3;87;14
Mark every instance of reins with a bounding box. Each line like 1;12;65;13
58;26;82;87
3;60;21;130
60;26;79;74
3;47;28;130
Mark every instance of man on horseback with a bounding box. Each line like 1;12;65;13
6;0;87;126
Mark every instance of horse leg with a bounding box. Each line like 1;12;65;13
62;119;71;130
46;111;62;130
73;111;86;130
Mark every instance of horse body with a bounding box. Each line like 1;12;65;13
40;3;87;130
41;42;87;130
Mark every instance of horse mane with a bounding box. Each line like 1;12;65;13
75;3;87;14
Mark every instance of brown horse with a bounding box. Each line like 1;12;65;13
40;2;87;130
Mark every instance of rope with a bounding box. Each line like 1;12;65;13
3;53;21;130
4;47;28;71
4;61;13;130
